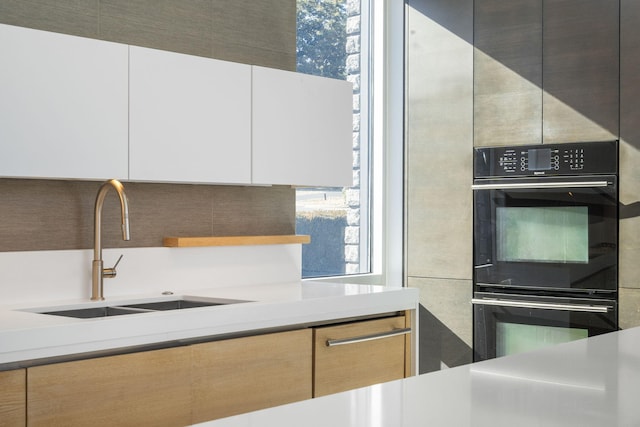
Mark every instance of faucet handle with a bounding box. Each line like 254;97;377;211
103;254;124;279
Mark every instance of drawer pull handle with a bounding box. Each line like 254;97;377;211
326;327;411;347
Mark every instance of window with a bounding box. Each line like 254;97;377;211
296;0;403;286
296;0;370;278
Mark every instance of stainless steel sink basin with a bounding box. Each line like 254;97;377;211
29;296;248;319
42;306;150;318
121;299;224;311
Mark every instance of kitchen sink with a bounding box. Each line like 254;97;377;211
121;299;224;311
42;306;150;318
29;296;249;319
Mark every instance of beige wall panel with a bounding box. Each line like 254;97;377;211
0;0;296;70
474;0;542;147
619;1;640;330
0;179;295;252
0;0;99;38
542;0;619;143
409;277;472;373
211;0;296;70
0;369;25;427
621;0;640;147
620;287;640;330
619;142;640;293
406;0;473;281
99;0;213;58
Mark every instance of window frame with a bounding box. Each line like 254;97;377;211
300;0;405;288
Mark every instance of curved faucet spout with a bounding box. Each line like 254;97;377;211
91;179;131;301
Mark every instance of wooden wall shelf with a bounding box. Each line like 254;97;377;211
163;235;311;248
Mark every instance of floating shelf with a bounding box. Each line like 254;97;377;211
163;235;311;248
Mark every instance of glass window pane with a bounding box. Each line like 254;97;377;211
296;0;369;278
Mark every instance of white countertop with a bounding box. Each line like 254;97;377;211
0;281;418;367
197;326;640;427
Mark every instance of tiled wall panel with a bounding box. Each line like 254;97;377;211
406;0;474;373
0;180;295;251
0;0;295;69
620;0;640;327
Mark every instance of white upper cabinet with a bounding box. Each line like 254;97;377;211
129;46;252;184
252;66;353;187
0;24;128;180
1;24;353;186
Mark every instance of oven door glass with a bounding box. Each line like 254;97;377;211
473;292;617;362
473;175;617;294
495;321;588;357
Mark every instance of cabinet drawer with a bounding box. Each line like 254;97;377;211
0;369;25;427
191;329;313;423
313;316;409;397
27;347;192;426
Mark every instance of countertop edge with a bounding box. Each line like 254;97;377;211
0;282;419;368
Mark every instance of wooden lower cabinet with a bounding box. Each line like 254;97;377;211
313;315;410;397
22;317;409;425
191;329;313;423
25;329;312;426
0;369;26;427
27;347;192;427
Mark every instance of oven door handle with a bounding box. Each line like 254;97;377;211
471;298;611;313
471;181;610;190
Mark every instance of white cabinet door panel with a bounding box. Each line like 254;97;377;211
0;24;128;180
129;46;251;184
252;66;353;187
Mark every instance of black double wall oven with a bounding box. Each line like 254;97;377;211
472;141;618;362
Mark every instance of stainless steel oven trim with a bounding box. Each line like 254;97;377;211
471;181;611;190
471;297;612;313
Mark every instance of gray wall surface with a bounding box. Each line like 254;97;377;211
0;0;296;252
406;0;474;372
619;0;640;329
0;0;296;70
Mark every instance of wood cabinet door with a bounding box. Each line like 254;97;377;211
0;24;128;180
191;329;313;424
27;347;192;427
0;369;25;427
252;66;353;187
129;46;252;184
542;0;619;143
313;316;408;397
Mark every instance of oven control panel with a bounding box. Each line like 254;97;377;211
474;141;618;178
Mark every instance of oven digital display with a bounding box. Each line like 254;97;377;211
528;148;552;171
496;206;589;263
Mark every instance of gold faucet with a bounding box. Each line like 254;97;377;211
91;179;131;301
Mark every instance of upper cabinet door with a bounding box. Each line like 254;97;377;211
543;0;619;143
252;66;353;187
0;24;128;180
129;46;251;184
